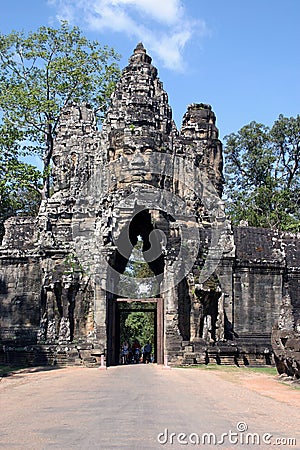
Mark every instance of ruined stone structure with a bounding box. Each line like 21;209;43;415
1;44;299;371
271;287;300;379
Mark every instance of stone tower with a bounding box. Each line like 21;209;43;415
38;42;227;365
1;44;299;369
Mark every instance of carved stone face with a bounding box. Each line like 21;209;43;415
112;145;154;160
117;150;152;183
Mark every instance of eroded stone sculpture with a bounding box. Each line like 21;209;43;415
0;44;299;370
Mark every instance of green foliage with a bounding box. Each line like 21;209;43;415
63;253;84;275
0;22;120;153
123;311;155;348
0;122;42;239
224;116;300;231
0;22;120;234
119;302;155;349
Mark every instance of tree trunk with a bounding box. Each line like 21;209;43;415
42;123;53;200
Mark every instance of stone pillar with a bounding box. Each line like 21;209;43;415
163;272;183;361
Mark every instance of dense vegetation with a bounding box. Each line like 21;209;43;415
224;115;300;231
0;22;120;238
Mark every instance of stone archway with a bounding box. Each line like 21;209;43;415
105;209;165;366
109;297;164;366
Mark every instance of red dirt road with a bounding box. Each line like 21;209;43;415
0;365;299;449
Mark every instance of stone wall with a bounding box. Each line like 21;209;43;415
0;43;299;369
0;256;41;344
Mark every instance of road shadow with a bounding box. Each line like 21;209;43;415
0;365;68;378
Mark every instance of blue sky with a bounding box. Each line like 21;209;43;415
1;0;300;140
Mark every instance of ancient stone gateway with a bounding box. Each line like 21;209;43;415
0;44;299;369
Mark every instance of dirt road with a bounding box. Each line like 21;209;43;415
1;365;299;449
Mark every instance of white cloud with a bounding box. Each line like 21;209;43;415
48;0;208;71
103;0;184;25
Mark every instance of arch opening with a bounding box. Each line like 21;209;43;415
106;209;165;366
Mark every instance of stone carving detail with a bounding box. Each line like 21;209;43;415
193;274;224;344
278;290;294;330
0;43;299;369
272;284;300;380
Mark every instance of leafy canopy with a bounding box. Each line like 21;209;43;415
0;21;120;156
224;115;300;231
121;308;155;350
0;122;41;237
0;22;120;233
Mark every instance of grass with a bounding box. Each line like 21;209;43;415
244;366;278;375
176;364;239;372
0;364;27;377
177;364;278;375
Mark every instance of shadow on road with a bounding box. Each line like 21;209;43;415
0;364;66;378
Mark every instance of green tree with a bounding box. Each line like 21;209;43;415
0;122;42;238
224;116;300;231
0;21;120;215
119;301;155;351
124;311;155;347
